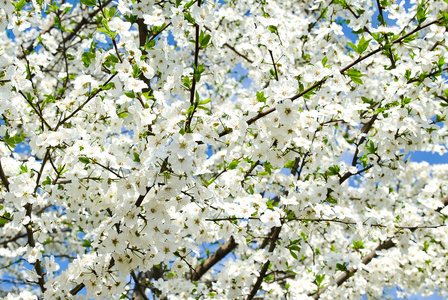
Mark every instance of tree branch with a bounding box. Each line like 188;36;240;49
247;226;282;300
190;236;237;281
218;16;443;139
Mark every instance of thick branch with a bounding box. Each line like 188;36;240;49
0;159;10;192
185;0;202;132
131;271;150;300
55;73;117;130
190;236;237;281
247;226;282;300
24;150;50;294
311;238;395;299
218;17;443;139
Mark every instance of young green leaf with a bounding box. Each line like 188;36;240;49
80;0;97;6
346;68;364;84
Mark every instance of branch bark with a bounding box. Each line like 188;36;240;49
190;236;237;281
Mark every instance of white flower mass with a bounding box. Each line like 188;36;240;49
0;0;448;299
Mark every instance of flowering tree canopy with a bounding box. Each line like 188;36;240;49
1;0;448;299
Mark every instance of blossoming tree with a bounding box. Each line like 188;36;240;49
1;0;448;299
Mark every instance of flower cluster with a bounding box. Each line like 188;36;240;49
0;0;448;299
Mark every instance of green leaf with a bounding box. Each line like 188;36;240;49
347;42;358;54
199;31;211;48
79;157;90;164
184;12;195;24
184;0;196;9
132;63;140;78
264;162;273;175
124;13;139;24
289;245;301;252
357;36;371;54
0;206;11;226
0;214;11;226
198;98;211;105
133;152;140;163
365;140;377;154
439;11;448;26
15;0;27;11
435;114;446;123
377;14;384;24
197;105;210;112
80;0;97;6
82;239;92;248
81;51;95;68
207;177;216;185
352;239;365;250
416;1;428;24
186;104;195;117
5;133;24;149
183;76;191;89
99;82;115;90
326;195;337;204
361;96;374;105
284;160;295;169
327;165;340;176
193;64;205;82
43;237;52;245
289;249;299;260
402;33;418;44
423;240;429;251
104;7;116;19
228;160;240;170
248;185;254;194
42;176;52;186
42;94;56;106
144;39;156;50
315;274;325;286
256;91;266;103
125;91;135;98
336;262;347;271
19;164;28;173
346;68;364;84
97;27;116;38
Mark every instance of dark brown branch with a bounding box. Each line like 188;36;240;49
223;43;254;63
269;50;279;81
350;113;379;167
55;73;117;130
340;17;441;74
24;150;50;294
131;271;150;300
247;226;282;300
0;159;10;192
206;216;446;230
338;164;374;184
310;195;448;299
190;236;237;281
185;0;202;132
203;25;254;64
19;91;53;131
311;238;396;299
375;0;396;68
